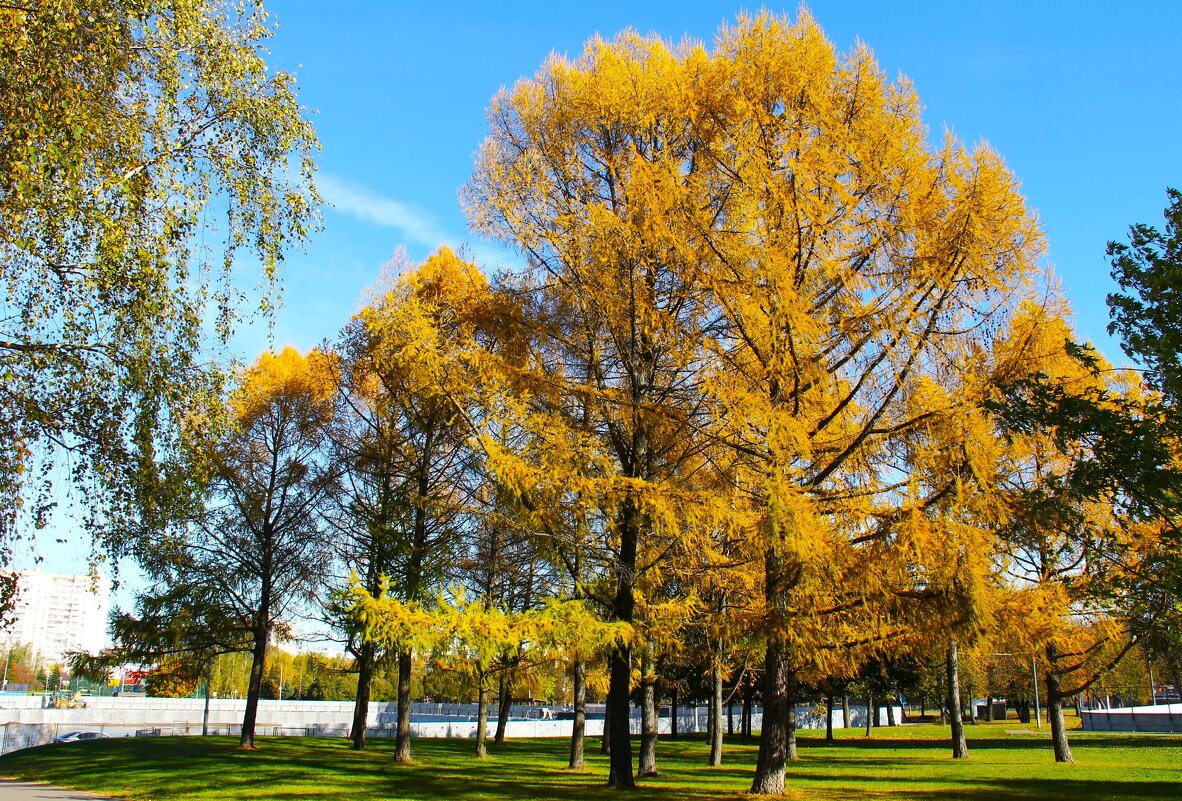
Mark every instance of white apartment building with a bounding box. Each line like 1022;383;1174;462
1;570;110;665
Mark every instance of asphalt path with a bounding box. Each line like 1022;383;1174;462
0;781;121;800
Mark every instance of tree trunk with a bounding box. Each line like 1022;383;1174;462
475;673;490;758
842;693;850;730
865;693;873;738
394;649;412;763
709;658;723;767
494;672;512;745
1045;642;1074;763
947;639;968;759
638;674;658;777
887;695;897;726
606;498;639;789
568;658;587;770
749;640;789;795
239;613;270;749
350;641;376;750
825;694;834;743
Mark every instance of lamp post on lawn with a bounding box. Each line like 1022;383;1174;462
993;653;1040;728
1031;657;1041;729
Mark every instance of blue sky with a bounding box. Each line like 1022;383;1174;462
258;0;1182;362
27;1;1182;589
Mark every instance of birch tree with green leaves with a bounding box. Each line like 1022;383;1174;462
0;0;319;596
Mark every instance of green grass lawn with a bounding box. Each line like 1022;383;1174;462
1;723;1179;800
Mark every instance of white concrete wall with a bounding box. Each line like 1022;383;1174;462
1081;703;1182;733
0;696;894;754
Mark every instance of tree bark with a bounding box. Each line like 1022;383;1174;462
841;693;850;729
1045;642;1074;763
202;658;213;737
394;649;412;763
568;658;587;770
638;673;658;777
239;605;270;748
947;639;968;759
709;658;723;766
475;673;490;758
350;641;376;750
494;671;512;745
749;640;789;795
887;694;897;726
606;498;639;789
865;693;873;738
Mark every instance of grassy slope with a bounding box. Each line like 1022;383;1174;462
0;724;1179;800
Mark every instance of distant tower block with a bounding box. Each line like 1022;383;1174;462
1;571;110;665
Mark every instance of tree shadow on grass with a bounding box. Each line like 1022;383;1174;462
797;735;1182;752
897;777;1182;801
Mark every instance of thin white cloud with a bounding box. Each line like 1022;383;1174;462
319;172;450;247
318;172;525;274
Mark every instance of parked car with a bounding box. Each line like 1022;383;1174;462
54;731;110;743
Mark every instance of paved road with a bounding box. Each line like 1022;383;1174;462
0;781;121;800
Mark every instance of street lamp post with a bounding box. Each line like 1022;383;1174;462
993;652;1041;728
1032;657;1041;729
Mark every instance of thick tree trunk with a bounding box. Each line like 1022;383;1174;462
606;498;639;789
709;659;724;767
985;694;994;723
887;695;897;727
394;649;412;763
475;674;490;758
749;640;789;795
947;639;968;759
842;693;850;729
825;695;834;743
1045;643;1074;763
638;674;658;777
239;614;270;749
569;658;587;770
494;672;512;745
350;642;376;750
606;645;634;787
